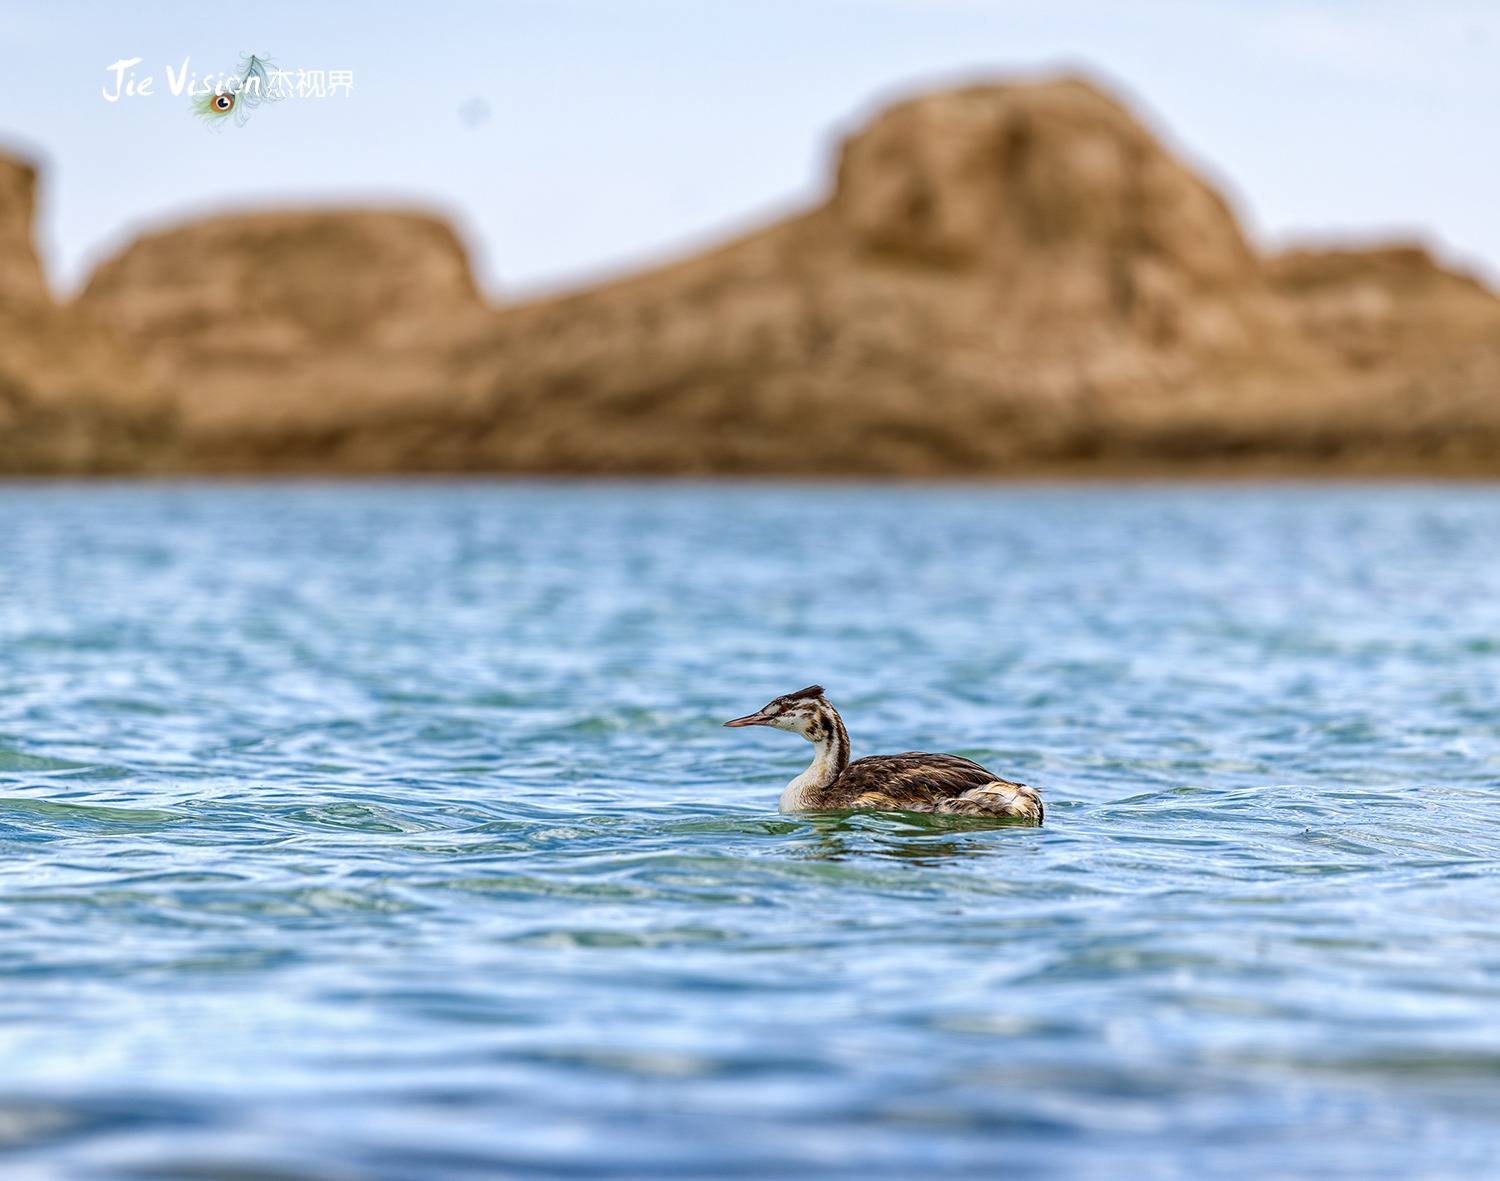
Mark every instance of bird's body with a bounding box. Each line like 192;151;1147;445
725;686;1043;824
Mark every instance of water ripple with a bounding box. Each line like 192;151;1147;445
2;483;1500;1178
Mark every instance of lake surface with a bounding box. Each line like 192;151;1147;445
2;482;1499;1179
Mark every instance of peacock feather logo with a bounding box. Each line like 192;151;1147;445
191;53;280;129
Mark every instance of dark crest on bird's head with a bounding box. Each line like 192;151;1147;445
724;685;830;730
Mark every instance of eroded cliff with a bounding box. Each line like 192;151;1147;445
0;156;169;472
3;75;1496;475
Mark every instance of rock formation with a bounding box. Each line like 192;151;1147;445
77;210;493;469
443;79;1500;474
0;156;169;472
2;75;1497;475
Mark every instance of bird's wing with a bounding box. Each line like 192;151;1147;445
830;752;1025;810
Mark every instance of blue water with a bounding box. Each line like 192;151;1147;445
2;483;1499;1180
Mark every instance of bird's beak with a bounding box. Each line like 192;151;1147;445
723;711;773;728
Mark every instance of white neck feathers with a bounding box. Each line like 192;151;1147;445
778;703;850;813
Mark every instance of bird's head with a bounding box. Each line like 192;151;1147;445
723;685;830;741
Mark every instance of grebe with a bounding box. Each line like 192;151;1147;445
724;685;1043;823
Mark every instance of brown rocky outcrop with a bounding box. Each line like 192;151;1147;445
4;74;1498;475
0;155;169;472
76;211;493;468
442;79;1500;474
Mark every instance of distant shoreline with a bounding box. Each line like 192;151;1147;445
7;76;1500;483
5;464;1500;487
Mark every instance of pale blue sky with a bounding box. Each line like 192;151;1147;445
3;1;1497;298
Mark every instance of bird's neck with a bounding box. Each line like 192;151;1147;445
779;703;850;812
